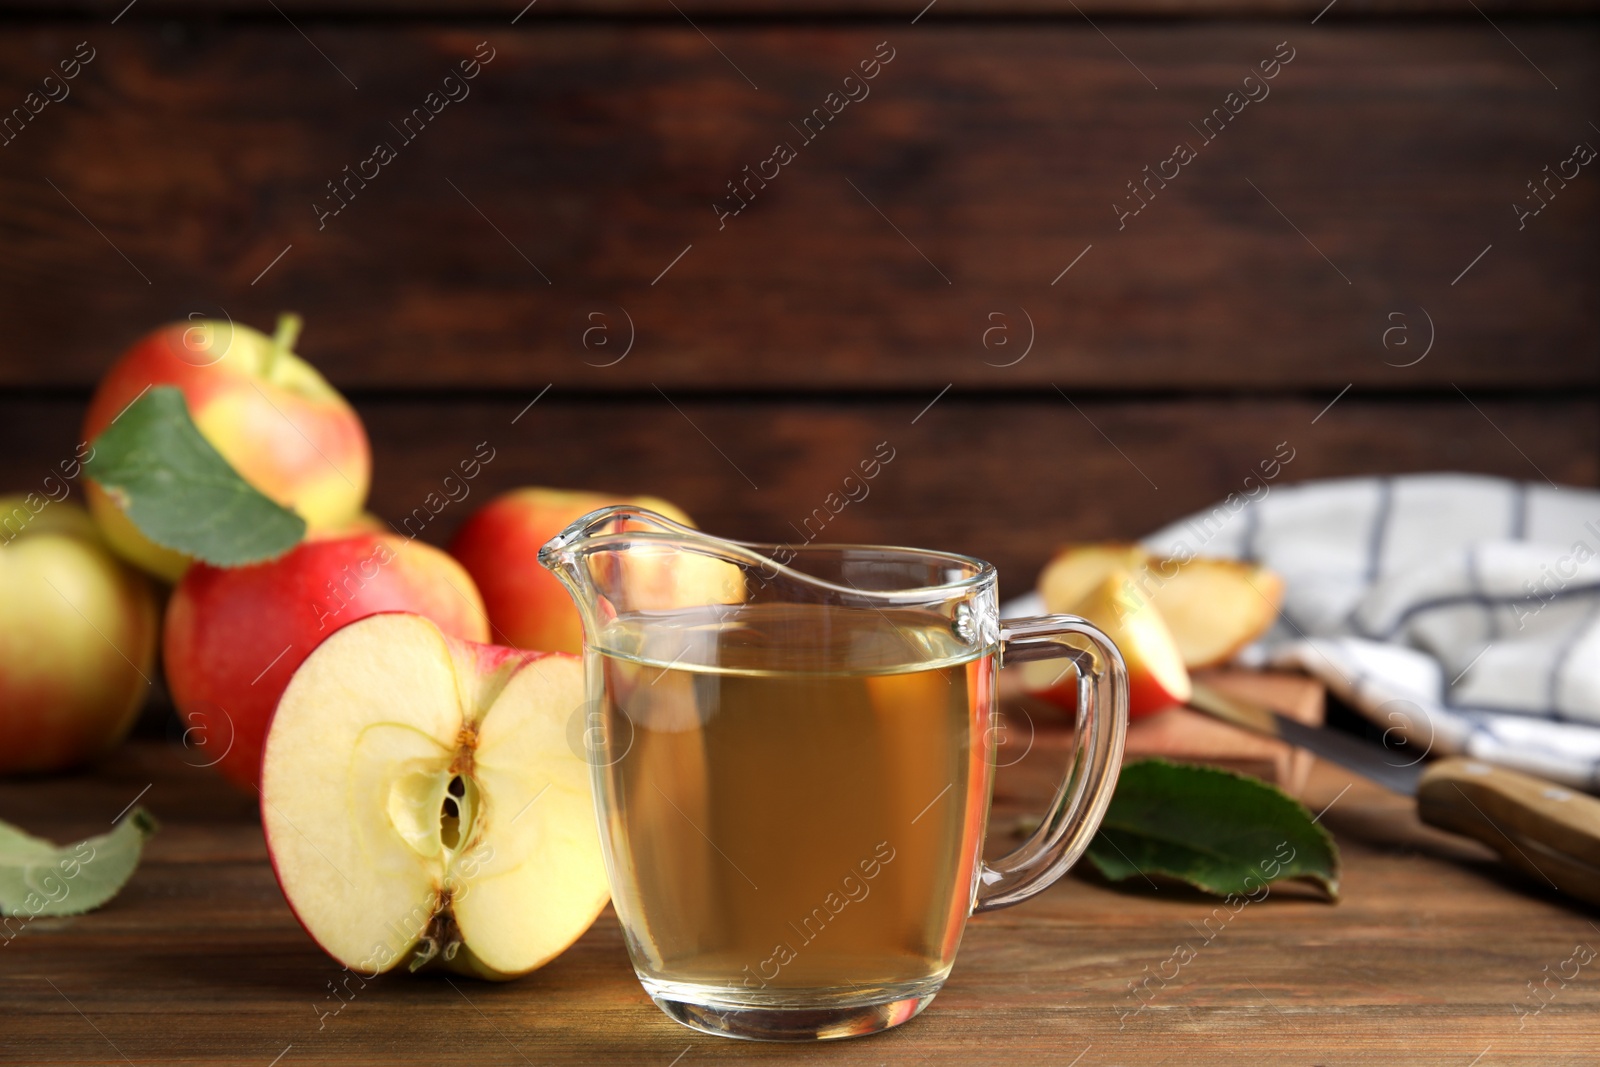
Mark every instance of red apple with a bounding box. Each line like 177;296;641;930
1023;569;1191;720
82;315;372;581
449;488;700;653
262;612;608;979
0;498;159;773
163;532;490;790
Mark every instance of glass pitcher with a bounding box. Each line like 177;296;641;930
540;506;1127;1042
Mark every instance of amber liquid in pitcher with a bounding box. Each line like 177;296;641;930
590;601;995;997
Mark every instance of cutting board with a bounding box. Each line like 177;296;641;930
996;668;1325;796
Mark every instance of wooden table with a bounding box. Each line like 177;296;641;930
5;736;1597;1067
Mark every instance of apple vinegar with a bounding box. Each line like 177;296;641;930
589;602;994;997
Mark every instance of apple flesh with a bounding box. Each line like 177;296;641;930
0;499;159;773
1038;543;1149;617
163;532;491;790
262;612;608;979
1143;558;1284;668
1039;544;1283;669
450;488;702;653
1024;569;1192;720
82;315;372;581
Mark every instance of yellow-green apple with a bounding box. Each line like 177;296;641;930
1024;569;1191;720
82;315;371;581
262;612;607;979
0;498;158;773
163;532;490;791
449;488;700;653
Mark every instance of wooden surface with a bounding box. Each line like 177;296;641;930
4;732;1598;1066
1;25;1595;390
1127;669;1322;791
5;394;1597;609
998;668;1326;793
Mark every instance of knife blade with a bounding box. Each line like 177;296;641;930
1187;681;1600;908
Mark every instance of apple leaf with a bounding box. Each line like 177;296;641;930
1085;759;1340;900
85;386;305;566
0;807;159;918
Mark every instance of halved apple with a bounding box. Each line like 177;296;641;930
1023;569;1191;719
1146;558;1283;669
261;612;608;980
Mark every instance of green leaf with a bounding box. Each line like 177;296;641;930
0;808;159;918
84;386;305;566
1086;759;1340;900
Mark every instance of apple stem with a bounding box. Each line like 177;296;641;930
267;313;302;375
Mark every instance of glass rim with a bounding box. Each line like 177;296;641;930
545;527;997;604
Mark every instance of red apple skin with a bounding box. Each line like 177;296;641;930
1030;665;1187;723
82;319;372;581
1023;571;1191;721
163;533;490;790
0;500;159;773
449;488;694;654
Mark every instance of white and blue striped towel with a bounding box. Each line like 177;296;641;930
1012;474;1600;790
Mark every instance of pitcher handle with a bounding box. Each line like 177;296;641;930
974;615;1129;912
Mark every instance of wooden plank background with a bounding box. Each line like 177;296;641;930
1;8;1596;592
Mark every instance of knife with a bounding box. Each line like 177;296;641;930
1187;681;1600;908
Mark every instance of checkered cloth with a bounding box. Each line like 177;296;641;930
1010;474;1600;790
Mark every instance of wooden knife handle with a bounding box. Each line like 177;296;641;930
1417;757;1600;907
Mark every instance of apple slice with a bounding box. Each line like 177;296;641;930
1038;543;1150;616
1041;543;1283;670
1147;558;1284;669
1023;569;1191;720
261;612;607;980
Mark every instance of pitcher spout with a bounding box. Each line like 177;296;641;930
537;505;747;643
538;505;687;585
